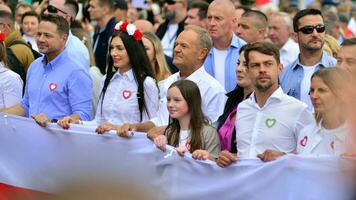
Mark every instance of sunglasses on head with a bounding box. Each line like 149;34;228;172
46;5;68;15
297;25;325;34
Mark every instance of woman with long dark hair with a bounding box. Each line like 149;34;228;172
58;22;159;130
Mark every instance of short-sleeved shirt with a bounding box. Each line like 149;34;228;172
235;87;314;158
20;49;92;120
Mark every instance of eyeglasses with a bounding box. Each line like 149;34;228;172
297;25;325;34
46;5;68;15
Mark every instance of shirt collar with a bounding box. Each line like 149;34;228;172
41;48;67;70
280;38;296;52
292;51;331;70
249;86;284;105
112;68;134;81
209;33;246;55
183;66;205;82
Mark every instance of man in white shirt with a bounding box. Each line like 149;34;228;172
217;42;314;167
268;12;299;67
115;25;226;138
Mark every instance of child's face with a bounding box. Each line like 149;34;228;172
167;86;189;120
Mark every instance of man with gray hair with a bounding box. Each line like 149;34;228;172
106;25;227;139
268;12;299;67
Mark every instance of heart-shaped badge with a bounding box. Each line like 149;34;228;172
300;136;308;147
122;90;132;99
49;83;57;91
265;118;276;128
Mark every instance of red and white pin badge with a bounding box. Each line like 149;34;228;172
49;83;57;91
300;136;308;147
122;89;132;99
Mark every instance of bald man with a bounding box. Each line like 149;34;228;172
204;0;246;92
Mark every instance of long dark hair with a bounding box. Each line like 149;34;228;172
100;30;155;121
165;80;208;153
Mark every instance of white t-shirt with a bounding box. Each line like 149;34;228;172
212;48;228;89
0;62;23;109
235;87;314;158
179;130;190;147
300;64;317;109
161;24;178;58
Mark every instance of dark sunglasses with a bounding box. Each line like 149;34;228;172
297;25;325;34
46;5;68;15
166;0;181;5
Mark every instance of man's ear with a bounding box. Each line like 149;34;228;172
198;47;209;61
291;32;298;43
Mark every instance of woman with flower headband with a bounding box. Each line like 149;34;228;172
0;32;23;109
57;21;159;130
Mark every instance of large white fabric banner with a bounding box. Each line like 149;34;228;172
0;114;353;200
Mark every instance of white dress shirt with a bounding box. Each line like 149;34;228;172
151;66;227;126
22;34;39;52
0;62;23;109
280;38;299;68
235;87;314;158
92;69;159;125
297;121;348;155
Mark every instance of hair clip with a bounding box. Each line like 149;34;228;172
114;21;143;41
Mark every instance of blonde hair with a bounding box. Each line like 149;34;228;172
323;34;340;58
143;32;171;82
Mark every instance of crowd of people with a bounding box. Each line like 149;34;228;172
0;0;356;168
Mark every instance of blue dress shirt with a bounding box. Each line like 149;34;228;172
204;33;246;92
21;49;93;120
280;51;336;99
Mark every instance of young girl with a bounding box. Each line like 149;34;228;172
58;21;159;130
0;33;23;109
154;80;220;160
297;68;350;155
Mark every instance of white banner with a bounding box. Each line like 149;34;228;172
0;114;353;200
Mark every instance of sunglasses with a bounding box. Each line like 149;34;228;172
297;25;325;34
46;5;68;15
166;0;181;5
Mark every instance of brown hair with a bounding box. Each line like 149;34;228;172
0;42;8;67
244;42;280;66
165;80;208;153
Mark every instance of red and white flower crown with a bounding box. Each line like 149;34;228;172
114;21;143;41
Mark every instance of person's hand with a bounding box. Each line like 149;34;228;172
153;135;168;152
116;123;136;138
175;146;188;157
147;126;166;140
96;122;116;134
216;150;238;168
35;0;49;14
192;150;211;160
257;149;285;162
57;116;75;129
31;113;49;127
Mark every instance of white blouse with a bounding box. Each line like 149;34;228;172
0;62;23;109
92;69;159;125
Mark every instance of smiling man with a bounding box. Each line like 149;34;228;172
280;8;336;108
0;15;92;126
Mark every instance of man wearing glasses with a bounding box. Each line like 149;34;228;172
280;8;336;109
45;0;90;70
